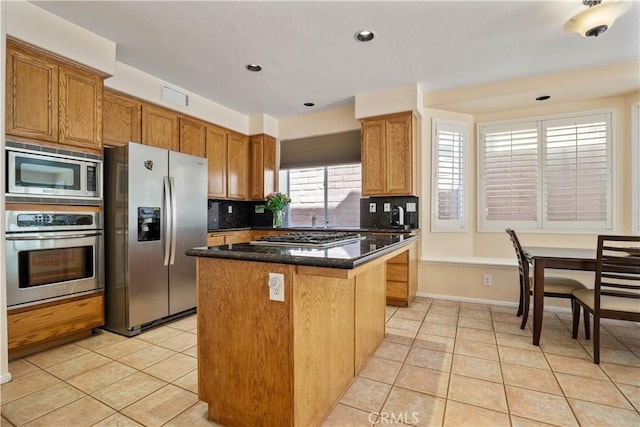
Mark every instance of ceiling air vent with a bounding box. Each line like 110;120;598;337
161;84;190;108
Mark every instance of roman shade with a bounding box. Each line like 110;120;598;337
280;130;361;169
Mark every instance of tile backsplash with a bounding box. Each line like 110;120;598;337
209;196;419;230
208;200;273;229
359;196;419;230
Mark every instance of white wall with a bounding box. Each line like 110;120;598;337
418;94;640;304
1;0;11;385
6;0;114;75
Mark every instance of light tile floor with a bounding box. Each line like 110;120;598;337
1;298;639;426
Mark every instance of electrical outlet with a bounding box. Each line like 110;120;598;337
227;206;233;214
383;203;391;212
268;272;285;302
369;202;376;213
483;274;492;286
255;205;265;213
406;202;416;212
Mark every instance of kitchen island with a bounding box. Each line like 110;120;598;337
186;233;417;426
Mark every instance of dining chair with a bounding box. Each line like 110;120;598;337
572;235;640;364
506;228;589;334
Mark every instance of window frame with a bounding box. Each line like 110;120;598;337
477;108;616;233
431;118;468;232
282;163;362;228
633;102;640;234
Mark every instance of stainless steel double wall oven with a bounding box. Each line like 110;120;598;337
5;141;105;308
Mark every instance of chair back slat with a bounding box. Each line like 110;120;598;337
595;235;640;312
505;228;529;279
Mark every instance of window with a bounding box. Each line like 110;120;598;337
633;103;640;234
479;111;613;232
280;164;361;227
431;119;467;231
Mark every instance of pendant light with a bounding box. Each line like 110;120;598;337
564;0;631;37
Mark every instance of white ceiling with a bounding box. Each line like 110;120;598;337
30;0;640;119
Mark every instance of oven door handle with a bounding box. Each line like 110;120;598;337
6;232;102;240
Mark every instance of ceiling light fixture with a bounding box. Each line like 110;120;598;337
536;95;551;101
303;102;315;107
564;0;631;37
354;30;375;42
245;64;262;72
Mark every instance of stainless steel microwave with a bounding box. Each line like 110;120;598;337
6;146;102;201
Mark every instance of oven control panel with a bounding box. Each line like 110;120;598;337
16;213;94;227
6;211;101;232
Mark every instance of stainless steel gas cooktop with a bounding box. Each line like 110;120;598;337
250;232;363;248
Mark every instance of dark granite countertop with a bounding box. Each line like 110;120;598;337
187;233;418;269
208;226;415;233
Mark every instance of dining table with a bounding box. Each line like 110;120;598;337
522;246;597;346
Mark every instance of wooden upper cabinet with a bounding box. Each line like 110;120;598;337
249;134;277;200
5;39;105;152
361;112;414;196
385;113;412;195
59;65;103;150
179;117;206;157
361;119;386;196
206;126;228;198
6;41;59;142
227;132;249;200
103;89;141;147
142;104;179;151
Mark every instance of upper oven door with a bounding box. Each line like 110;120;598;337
7;149;93;198
5;229;104;308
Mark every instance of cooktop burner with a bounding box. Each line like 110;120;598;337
250;232;363;248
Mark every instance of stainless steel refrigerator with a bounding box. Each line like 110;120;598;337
104;142;207;336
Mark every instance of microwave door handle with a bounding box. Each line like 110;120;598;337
169;176;177;265
6;232;103;240
163;176;172;266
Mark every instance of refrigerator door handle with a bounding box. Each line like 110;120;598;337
169;176;178;265
163;176;172;266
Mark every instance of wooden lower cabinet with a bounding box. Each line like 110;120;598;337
207;230;252;246
196;254;388;427
385;243;418;306
7;292;104;359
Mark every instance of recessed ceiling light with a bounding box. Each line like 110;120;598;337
245;64;262;72
354;30;375;42
303;102;315;107
536;95;551;101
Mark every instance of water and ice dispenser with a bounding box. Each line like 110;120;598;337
137;207;161;242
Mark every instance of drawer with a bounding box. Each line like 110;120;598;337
387;251;408;265
225;231;251;244
207;235;225;246
386;264;408;282
386;281;407;299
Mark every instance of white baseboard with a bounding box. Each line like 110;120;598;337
1;372;12;384
416;292;572;313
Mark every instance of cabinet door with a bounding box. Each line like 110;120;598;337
263;135;277;198
142;104;179;151
361;119;386;196
206;126;228;198
5;42;59;142
179;117;206;157
385;113;412;195
249;135;265;200
103;89;141;147
59;65;103;151
227;132;248;200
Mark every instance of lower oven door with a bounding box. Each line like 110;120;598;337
5;230;104;308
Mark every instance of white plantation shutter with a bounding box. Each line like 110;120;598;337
543;114;611;229
478;110;613;232
479;122;539;230
432;120;466;231
631;103;640;234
